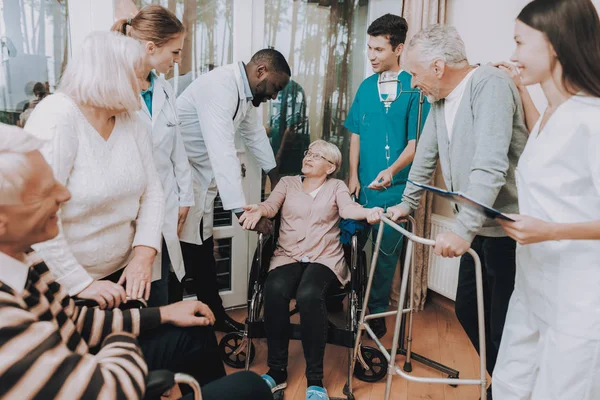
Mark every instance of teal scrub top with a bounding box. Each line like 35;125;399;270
141;73;155;116
344;71;430;208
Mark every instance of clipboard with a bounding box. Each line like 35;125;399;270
407;180;515;222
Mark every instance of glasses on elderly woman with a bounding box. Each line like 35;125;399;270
303;150;334;165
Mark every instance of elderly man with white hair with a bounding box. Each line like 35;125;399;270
0;123;273;400
382;24;529;398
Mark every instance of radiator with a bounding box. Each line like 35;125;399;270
427;214;461;301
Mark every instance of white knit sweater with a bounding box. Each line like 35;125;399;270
26;93;165;296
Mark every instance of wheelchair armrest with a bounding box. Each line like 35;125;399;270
145;370;175;399
73;298;147;310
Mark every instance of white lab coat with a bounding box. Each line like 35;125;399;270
493;95;600;400
138;73;194;281
177;62;277;245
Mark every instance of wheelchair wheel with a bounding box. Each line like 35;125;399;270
354;346;388;382
219;332;256;369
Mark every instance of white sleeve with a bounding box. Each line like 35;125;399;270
172;127;195;207
238;107;277;173
131;117;165;252
169;93;195;208
26;99;94;295
191;81;247;210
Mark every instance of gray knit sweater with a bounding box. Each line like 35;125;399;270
399;65;529;242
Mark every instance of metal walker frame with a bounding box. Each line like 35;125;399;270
351;215;488;399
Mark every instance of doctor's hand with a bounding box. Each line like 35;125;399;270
118;246;155;301
368;169;393;191
348;174;361;198
160;300;215;327
497;214;555;245
434;232;471;258
177;206;190;236
239;204;263;230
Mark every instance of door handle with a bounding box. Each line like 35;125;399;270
241;163;246;178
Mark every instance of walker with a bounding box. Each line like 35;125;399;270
350;215;488;399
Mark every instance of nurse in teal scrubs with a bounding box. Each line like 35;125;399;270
345;13;430;338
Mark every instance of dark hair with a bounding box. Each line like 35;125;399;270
111;5;184;47
518;0;600;97
367;14;408;49
33;82;47;99
250;49;291;76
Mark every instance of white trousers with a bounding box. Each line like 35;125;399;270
493;295;600;400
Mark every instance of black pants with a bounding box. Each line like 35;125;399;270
264;262;338;381
172;237;227;320
455;235;516;375
147;240;170;307
138;324;226;387
182;371;273;400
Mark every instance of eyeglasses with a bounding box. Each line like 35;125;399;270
303;150;334;165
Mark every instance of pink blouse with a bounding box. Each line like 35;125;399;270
259;176;362;285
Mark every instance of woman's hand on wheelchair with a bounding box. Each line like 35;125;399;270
118;246;155;301
160;300;215;327
77;280;127;310
239;204;262;230
366;207;385;224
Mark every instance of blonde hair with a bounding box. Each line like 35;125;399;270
309;140;342;175
0;123;44;205
58;31;142;112
112;5;185;47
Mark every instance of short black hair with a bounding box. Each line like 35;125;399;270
250;49;291;76
367;14;408;49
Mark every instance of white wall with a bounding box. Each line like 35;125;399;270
447;0;546;110
431;0;600;217
446;0;600;124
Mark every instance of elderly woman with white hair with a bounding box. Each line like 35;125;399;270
240;139;382;400
24;31;164;307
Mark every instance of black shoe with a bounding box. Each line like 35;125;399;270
369;318;387;339
214;314;245;333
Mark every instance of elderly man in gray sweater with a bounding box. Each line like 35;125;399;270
386;24;528;398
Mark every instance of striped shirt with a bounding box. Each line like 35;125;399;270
0;258;161;399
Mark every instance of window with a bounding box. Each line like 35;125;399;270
263;0;369;187
136;0;233;90
0;0;70;127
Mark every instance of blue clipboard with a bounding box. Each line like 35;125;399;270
408;180;515;222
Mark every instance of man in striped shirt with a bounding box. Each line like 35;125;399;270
0;124;273;400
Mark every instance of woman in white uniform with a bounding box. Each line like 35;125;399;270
493;1;600;399
112;5;194;307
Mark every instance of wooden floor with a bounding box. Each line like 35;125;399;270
218;297;488;400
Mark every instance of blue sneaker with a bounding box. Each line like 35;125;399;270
306;386;329;400
261;374;287;393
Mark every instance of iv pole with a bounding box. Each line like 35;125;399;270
388;89;461;380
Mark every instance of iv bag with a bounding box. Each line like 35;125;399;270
379;70;399;102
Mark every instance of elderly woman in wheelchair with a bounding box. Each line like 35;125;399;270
240;140;382;400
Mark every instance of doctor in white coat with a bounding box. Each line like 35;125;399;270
493;1;600;399
112;6;194;307
177;49;291;332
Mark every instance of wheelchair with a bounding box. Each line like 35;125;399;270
74;298;202;400
218;219;389;400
